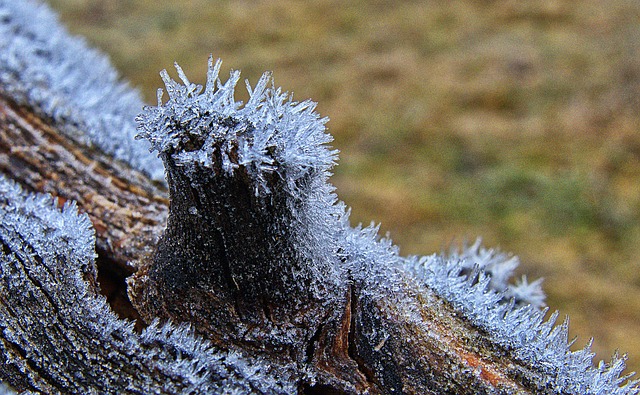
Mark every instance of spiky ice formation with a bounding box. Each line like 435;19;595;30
445;238;546;307
0;0;163;180
0;175;298;394
137;57;338;194
405;250;639;394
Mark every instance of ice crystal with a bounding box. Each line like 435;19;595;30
137;56;337;195
0;0;163;180
445;238;546;307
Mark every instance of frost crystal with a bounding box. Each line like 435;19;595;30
445;238;546;307
405;250;639;394
137;56;337;195
0;0;163;180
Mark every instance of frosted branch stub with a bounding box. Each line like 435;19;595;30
130;58;347;363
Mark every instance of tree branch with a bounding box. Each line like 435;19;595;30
0;1;638;393
0;96;167;272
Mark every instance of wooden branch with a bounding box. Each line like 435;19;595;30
123;72;547;393
0;101;498;394
0;4;636;388
0;96;168;272
2;73;629;393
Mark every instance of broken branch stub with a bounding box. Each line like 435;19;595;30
129;59;347;365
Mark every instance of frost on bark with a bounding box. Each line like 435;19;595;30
0;1;639;394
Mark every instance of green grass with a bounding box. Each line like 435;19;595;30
46;0;640;373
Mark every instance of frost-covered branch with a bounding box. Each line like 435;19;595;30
128;58;638;394
0;0;162;180
0;1;638;394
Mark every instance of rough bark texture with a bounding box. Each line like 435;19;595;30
0;96;168;272
131;167;335;364
0;96;167;325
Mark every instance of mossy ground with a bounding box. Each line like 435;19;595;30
46;0;640;374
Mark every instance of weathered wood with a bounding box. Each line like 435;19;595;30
0;96;168;272
122;68;560;394
1;1;638;391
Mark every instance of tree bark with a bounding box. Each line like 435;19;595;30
0;96;167;325
0;96;168;271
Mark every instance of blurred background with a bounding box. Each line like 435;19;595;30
46;0;640;373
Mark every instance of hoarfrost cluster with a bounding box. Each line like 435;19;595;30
0;0;162;179
138;59;337;192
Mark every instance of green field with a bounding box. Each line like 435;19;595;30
46;0;640;373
